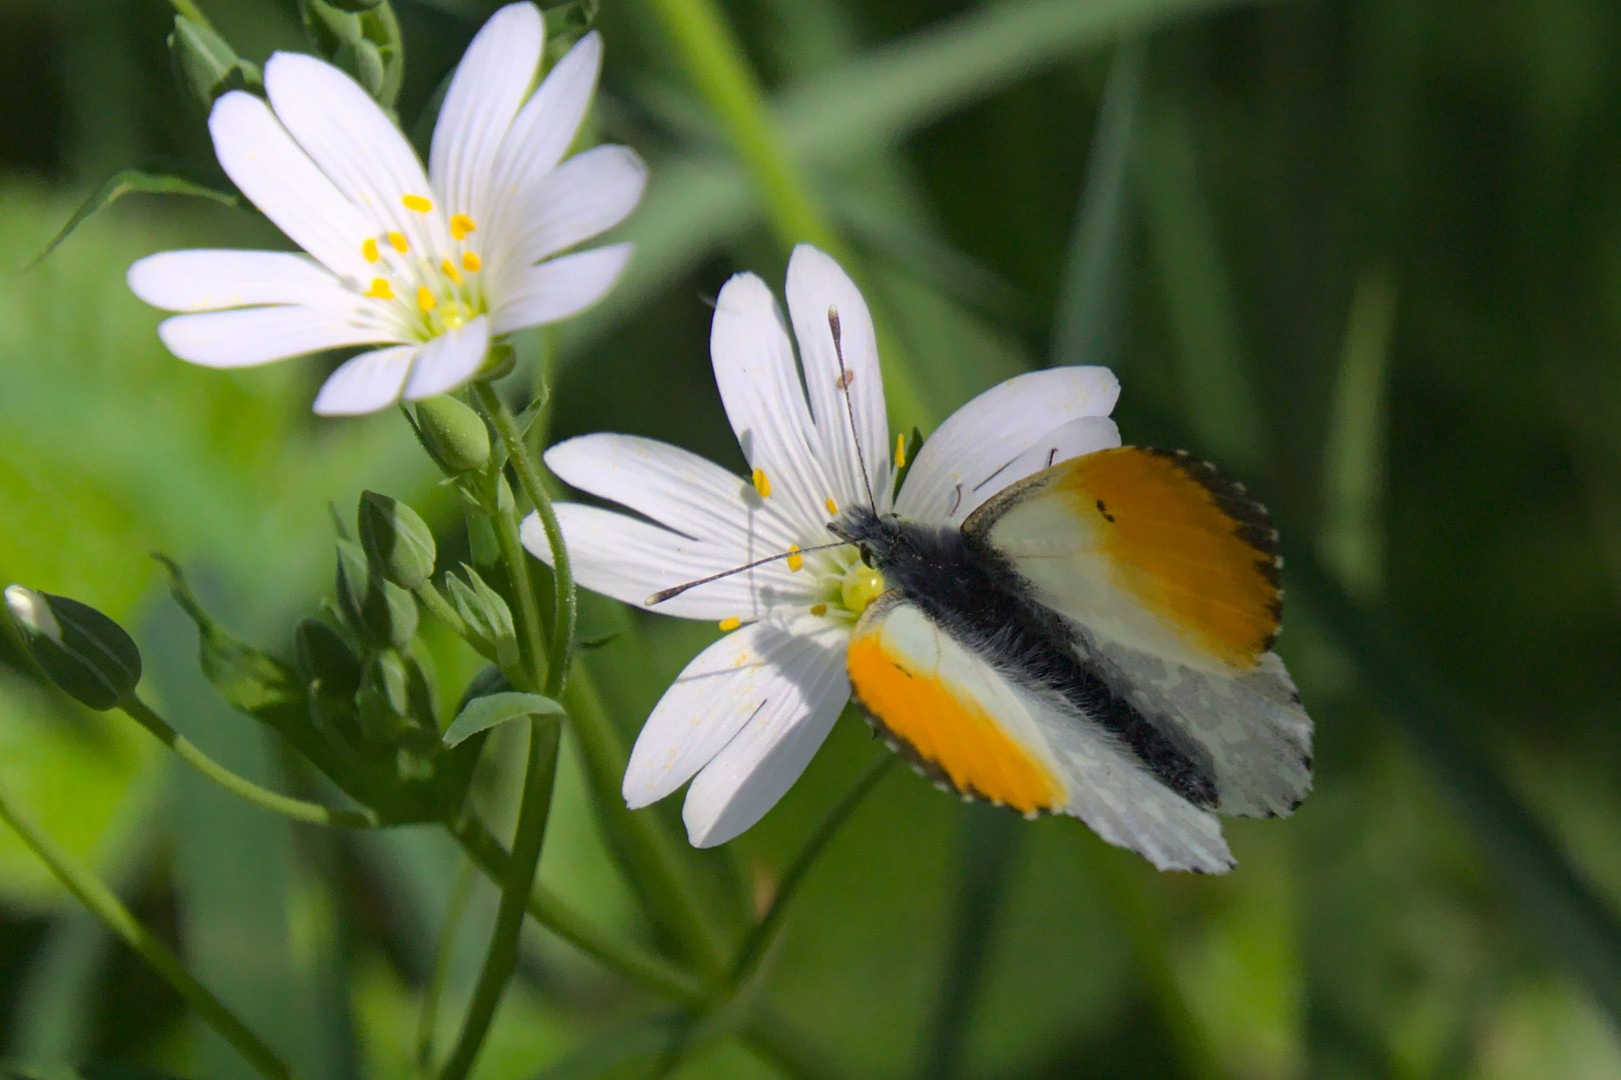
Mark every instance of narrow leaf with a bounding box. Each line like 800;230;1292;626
27;169;237;271
443;691;563;748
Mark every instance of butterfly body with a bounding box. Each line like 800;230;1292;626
832;446;1313;873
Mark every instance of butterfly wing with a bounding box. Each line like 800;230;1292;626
965;447;1313;818
848;591;1234;873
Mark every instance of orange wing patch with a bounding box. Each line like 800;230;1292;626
847;633;1064;816
1060;448;1281;668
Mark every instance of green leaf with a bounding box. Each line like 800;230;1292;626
443;691;563;748
25;169;236;271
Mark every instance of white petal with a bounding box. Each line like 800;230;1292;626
208;91;375;278
157;307;381;369
491;144;647;271
429;2;544;226
489;243;632;336
625;614;842;808
896;366;1122;523
682;624;851;847
710;272;838;535
545;434;805;553
989;416;1121;500
523;504;810;621
785;244;891;512
313;344;418;415
128;250;345;312
402;316;489;400
263;52;449;257
484;32;602;235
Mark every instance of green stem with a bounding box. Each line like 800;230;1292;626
0;779;293;1080
564;665;729;980
437;716;562;1080
449;814;706;1006
119;697;379;828
168;0;214;28
485;487;547;692
475;381;574;698
413;580;468;639
730;755;893;990
416;859;476;1075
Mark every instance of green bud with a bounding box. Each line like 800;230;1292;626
445;567;516;672
412;396;490;474
358;492;436;590
298;0;403;109
168;16;263;115
294;618;362;699
5;586;142;711
336;538;419;649
357;649;415;745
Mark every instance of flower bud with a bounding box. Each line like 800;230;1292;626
446;568;517;671
412;396;490;475
294;618;362;700
336;539;419;649
5;586;142;711
356;649;416;746
358;492;437;590
168;15;263;115
298;0;403;108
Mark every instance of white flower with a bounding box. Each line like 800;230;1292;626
128;3;644;415
524;245;1121;847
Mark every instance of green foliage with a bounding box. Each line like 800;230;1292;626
443;691;564;748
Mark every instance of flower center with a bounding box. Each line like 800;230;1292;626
357;195;486;341
839;561;886;616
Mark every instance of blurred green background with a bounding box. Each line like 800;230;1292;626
3;0;1621;1077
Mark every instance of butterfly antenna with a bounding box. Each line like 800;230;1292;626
645;540;848;606
828;306;879;514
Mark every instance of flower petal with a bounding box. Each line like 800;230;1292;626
545;433;805;553
681;622;851;847
428;1;544;226
897;366;1121;523
313;344;418;415
491;144;647;271
489;243;632;336
625;614;841;808
263;52;449;257
208;91;375;279
128;250;347;313
710;272;838;535
484;31;602;236
402;315;490;400
523;504;811;621
785;244;891;512
157;307;381;369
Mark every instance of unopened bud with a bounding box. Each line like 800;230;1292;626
336;539;419;649
294;618;362;699
358;492;436;590
169;16;262;115
298;0;403;108
413;396;491;475
6;586;142;710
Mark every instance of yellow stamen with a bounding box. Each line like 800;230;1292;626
718;616;742;632
810;603;828;617
895;433;908;469
786;544;804;572
825;497;838;516
461;251;482;273
450;214;477;240
363;277;393;299
403;194;433;213
752;468;772;498
416;286;437;313
361;237;380;263
387;231;409;254
441;259;462;284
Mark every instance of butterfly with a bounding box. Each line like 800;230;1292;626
826;441;1312;874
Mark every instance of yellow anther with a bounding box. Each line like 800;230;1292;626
416;286;437;313
387;231;409;254
825;497;838;516
786;544;804;572
363;277;393;299
441;258;462;284
718;616;742;632
403;194;433;213
809;603;828;617
461;251;482;273
450;214;477;240
751;468;772;498
361;237;380;263
895;433;907;469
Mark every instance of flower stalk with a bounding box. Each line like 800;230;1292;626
0;779;293;1080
